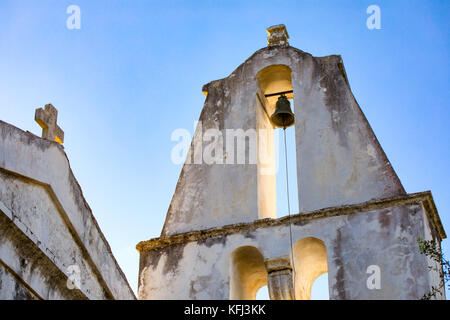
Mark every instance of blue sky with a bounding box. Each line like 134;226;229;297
0;0;448;299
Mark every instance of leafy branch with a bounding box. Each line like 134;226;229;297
417;238;449;300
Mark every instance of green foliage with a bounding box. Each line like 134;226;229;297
417;238;449;300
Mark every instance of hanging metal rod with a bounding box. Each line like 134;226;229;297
264;90;293;98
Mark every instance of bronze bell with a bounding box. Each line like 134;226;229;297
270;94;295;128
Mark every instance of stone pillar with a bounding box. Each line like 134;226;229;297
264;257;295;300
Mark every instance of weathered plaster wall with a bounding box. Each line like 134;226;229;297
291;54;405;212
161;45;405;237
161;78;260;237
0;120;135;300
138;193;445;300
0;260;40;300
0;212;87;299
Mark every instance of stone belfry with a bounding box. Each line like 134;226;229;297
137;25;446;300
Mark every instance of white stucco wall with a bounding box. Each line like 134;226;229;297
139;194;445;300
0;120;136;300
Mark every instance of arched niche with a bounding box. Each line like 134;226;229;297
229;246;267;300
256;64;293;115
255;64;297;220
292;237;328;300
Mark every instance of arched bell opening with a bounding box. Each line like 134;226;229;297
311;273;330;300
229;246;267;300
256;65;294;114
292;237;329;300
255;64;298;220
255;285;269;300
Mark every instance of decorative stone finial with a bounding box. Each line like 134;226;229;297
35;104;64;144
266;24;289;47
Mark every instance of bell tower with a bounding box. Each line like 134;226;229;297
137;25;446;300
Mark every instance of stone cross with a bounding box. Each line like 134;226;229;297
35;104;64;144
266;24;290;47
